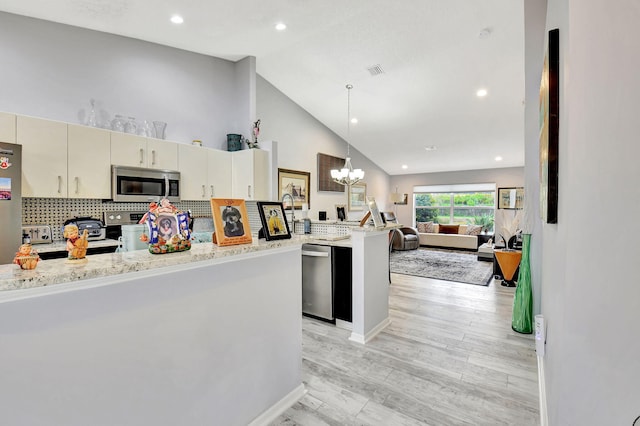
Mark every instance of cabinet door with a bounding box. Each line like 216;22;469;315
178;144;209;200
147;138;178;170
67;125;111;199
208;149;232;198
231;149;270;200
111;133;147;168
17;116;67;197
0;112;16;143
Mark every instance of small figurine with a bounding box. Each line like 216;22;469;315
245;119;260;149
13;243;40;270
63;224;89;263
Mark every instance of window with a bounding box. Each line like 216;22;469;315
414;184;496;232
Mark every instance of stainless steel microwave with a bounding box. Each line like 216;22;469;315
111;165;180;202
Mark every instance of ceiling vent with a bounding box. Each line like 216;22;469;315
367;64;385;76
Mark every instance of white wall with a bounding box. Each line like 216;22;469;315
533;1;640;424
389;167;524;230
0;12;241;150
257;76;391;220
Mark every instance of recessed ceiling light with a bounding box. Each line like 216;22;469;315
495;156;503;161
402;165;408;169
170;15;184;24
424;145;437;151
350;118;358;124
275;23;287;31
477;88;488;97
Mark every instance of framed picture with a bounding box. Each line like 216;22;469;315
348;183;366;211
367;196;385;228
394;194;408;205
498;187;524;210
317;153;346;192
210;198;253;246
256;201;291;241
335;204;347;221
540;28;559;223
278;168;310;210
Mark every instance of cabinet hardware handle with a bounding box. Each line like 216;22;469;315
57;176;62;194
201;185;205;198
139;148;144;165
152;150;156;166
75;177;79;194
248;185;251;198
210;185;214;197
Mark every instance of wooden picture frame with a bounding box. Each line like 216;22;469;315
256;201;291;241
317;153;346;192
540;28;559;223
278;168;310;210
210;198;252;246
335;204;347;221
498;187;524;210
348;183;366;211
394;194;408;205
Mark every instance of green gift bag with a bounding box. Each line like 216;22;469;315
512;233;533;333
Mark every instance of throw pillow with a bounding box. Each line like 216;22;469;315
466;225;482;235
416;221;433;233
438;224;460;234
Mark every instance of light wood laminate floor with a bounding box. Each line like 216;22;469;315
272;274;539;426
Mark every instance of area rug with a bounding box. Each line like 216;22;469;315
390;247;493;286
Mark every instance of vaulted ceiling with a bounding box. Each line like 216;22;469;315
0;0;525;175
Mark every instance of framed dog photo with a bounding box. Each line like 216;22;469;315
210;198;253;246
257;201;292;241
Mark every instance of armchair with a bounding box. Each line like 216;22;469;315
382;212;419;251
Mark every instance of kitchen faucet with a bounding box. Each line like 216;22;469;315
281;193;295;232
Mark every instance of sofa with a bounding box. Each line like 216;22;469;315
415;223;481;251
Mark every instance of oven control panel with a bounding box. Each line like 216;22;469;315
104;211;147;226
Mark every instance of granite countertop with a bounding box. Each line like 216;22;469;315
32;239;121;253
0;226;394;293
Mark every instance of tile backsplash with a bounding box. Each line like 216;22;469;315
22;198;263;241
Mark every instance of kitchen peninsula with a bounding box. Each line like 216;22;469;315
0;226;392;426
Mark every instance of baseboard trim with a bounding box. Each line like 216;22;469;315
248;384;306;426
538;355;548;426
335;319;353;331
349;317;391;344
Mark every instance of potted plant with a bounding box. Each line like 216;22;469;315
472;215;494;234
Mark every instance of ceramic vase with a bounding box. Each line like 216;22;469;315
512;233;533;333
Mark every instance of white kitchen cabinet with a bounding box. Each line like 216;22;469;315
111;133;178;170
67;124;111;199
17;115;68;197
178;144;209;200
231;149;269;200
0;112;16;143
178;145;232;200
208;149;232;198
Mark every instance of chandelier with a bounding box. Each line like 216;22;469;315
331;84;364;186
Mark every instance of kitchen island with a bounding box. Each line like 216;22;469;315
0;226;393;425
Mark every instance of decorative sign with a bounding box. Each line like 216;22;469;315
210;198;253;246
317;153;346;192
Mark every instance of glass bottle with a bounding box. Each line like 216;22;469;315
86;98;97;127
512;233;533;333
124;117;138;134
111;115;126;132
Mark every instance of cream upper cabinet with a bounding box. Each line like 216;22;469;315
208;149;232;199
178;145;233;200
17;116;68;197
67;124;111;199
178;144;209;200
231;149;270;200
0;112;16;143
111;133;178;170
147;138;178;170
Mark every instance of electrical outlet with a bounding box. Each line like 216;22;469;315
535;314;545;356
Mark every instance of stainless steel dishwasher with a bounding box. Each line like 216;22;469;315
301;244;334;321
